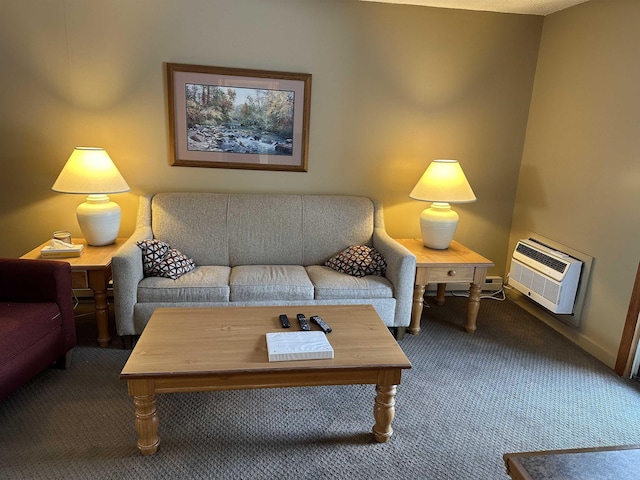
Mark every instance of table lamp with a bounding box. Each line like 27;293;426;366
52;147;130;246
409;159;476;249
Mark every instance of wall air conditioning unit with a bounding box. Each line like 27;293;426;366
508;238;583;315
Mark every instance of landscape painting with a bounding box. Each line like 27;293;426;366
186;84;294;156
167;63;311;172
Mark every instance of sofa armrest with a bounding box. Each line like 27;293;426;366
112;226;152;336
373;229;416;328
0;257;76;350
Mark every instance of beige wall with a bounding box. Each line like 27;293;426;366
510;0;640;366
0;0;542;278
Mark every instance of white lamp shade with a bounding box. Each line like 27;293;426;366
52;147;130;246
409;159;476;203
52;147;130;194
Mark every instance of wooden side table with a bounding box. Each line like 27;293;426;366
21;238;126;347
396;238;494;335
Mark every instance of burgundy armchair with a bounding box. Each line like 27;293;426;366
0;257;76;401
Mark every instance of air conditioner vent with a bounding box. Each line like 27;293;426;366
515;242;566;273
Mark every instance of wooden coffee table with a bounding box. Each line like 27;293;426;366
120;304;412;456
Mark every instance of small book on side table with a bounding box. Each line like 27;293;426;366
266;331;334;362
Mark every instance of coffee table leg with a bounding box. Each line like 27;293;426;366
372;384;396;443
134;393;160;455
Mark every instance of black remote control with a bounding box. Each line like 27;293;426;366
279;314;290;328
296;313;311;331
310;315;332;334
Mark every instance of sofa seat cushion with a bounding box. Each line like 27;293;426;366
230;265;314;302
137;266;231;303
0;302;62;365
306;265;394;300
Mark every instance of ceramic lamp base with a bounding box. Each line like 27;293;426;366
76;194;121;246
419;202;458;249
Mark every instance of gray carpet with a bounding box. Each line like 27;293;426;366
2;296;640;479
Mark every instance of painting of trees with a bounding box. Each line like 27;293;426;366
237;89;294;139
186;84;237;127
186;84;294;139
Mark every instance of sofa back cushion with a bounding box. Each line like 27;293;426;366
148;193;375;266
227;194;306;265
301;195;374;265
151;193;230;266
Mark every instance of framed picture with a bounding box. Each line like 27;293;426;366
166;63;311;172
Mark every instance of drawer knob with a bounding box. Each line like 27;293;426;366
448;270;456;276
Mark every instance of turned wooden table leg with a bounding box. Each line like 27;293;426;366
466;282;482;334
134;394;160;455
87;269;111;347
129;379;160;456
435;283;446;305
372;384;396;443
409;285;426;335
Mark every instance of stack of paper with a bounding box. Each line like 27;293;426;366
266;331;334;362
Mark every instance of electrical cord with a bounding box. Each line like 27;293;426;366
423;275;511;302
450;288;506;301
71;291;99;318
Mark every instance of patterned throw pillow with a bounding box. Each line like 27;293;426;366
325;245;387;277
136;239;196;280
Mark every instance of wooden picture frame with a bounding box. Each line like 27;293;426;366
166;63;311;172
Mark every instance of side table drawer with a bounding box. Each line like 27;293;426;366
417;267;475;284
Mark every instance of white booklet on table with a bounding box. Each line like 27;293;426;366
266;331;334;362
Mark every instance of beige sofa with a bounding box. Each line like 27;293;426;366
112;193;416;341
